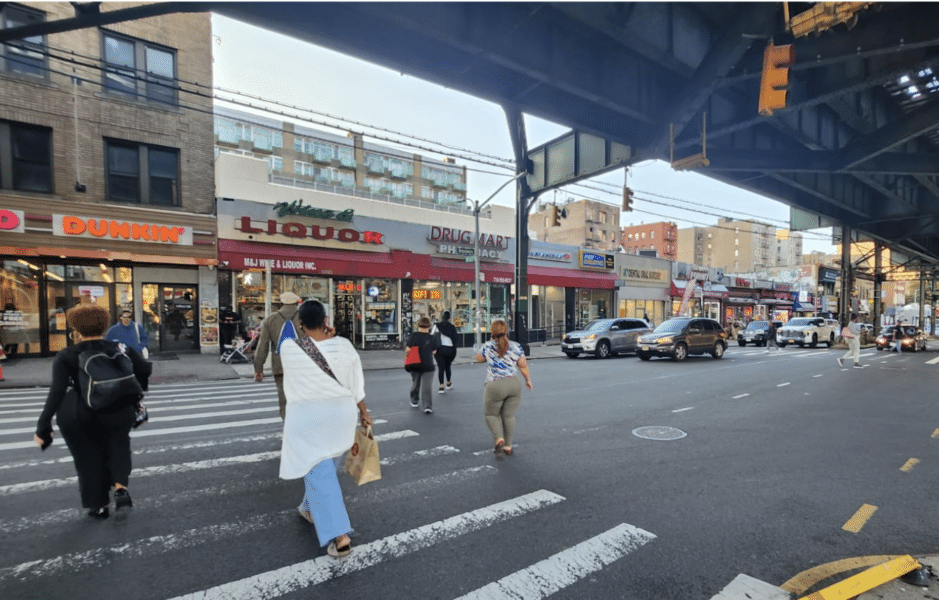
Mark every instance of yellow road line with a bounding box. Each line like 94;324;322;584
781;555;900;594
900;458;920;472
842;504;877;533
931;428;939;439
797;555;921;600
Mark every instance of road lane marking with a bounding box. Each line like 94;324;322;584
380;445;459;466
671;407;694;413
926;356;939;365
932;429;939;439
796;556;922;600
731;393;749;399
842;504;877;533
453;523;656;600
776;382;790;387
899;458;920;472
166;490;566;600
813;374;824;378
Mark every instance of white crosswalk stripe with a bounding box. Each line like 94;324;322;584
0;379;658;599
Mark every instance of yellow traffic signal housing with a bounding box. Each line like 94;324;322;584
622;187;634;212
758;42;794;116
550;205;561;226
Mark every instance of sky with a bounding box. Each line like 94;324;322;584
210;13;836;256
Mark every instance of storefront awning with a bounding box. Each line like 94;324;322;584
792;301;815;311
761;298;794;306
726;296;757;304
528;266;618;290
219;239;398;277
427;257;514;284
669;280;729;299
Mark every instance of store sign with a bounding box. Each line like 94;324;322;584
580;251;614;270
489;275;513;284
243;257;317;271
734;277;751;288
0;209;25;233
428;226;510;250
621;267;666;282
272;200;354;222
819;266;839;283
529;249;571;262
238;217;383;245
53;215;193;245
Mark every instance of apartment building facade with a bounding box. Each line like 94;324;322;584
621;221;678;260
676;219;802;272
0;2;218;357
528;198;620;252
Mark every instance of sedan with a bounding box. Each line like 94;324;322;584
562;318;651;358
875;325;927;352
737;321;771;346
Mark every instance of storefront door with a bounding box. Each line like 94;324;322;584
333;281;361;345
145;284;198;353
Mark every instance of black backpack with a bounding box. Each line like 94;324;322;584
77;343;144;411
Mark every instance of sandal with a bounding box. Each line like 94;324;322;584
494;439;505;454
327;537;352;558
502;446;513;456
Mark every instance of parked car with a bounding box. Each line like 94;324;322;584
776;317;839;348
636;317;727;361
875;325;927;352
737;321;772;346
562;318;651;358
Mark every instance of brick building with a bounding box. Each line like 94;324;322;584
0;3;218;357
621;221;678;260
528;197;620;252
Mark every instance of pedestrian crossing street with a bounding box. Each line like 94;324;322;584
0;380;658;600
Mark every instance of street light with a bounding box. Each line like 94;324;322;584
471;171;528;352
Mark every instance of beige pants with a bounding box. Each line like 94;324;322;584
484;376;522;446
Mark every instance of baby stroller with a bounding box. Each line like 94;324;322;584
220;327;259;364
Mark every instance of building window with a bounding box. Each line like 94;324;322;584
105;140;179;206
269;156;283;173
650;230;654;239
102;32;177;106
1;5;46;78
0;121;53;193
641;232;646;240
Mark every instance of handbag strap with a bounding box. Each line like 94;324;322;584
298;336;338;382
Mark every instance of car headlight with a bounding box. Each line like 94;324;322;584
584;334;597;340
656;336;673;344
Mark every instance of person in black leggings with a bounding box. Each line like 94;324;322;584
433;311;459;394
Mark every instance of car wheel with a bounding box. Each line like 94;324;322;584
564;352;579;358
738;341;746;347
596;340;611;359
672;343;688;361
827;333;835;347
876;347;883;351
712;342;725;359
638;353;651;361
809;334;818;348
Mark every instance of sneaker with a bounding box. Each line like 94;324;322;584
446;382;453;390
837;358;844;367
87;506;109;519
438;387;445;395
114;487;132;510
424;408;433;414
853;363;863;369
410;400;419;408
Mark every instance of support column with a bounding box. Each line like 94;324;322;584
504;105;535;355
872;241;882;336
919;270;925;328
840;225;851;328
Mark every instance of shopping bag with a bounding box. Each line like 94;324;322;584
841;326;855;339
132;400;149;429
344;426;381;485
404;346;421;371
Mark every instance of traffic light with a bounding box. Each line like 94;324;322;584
622;187;634;212
551;205;562;226
758;41;795;116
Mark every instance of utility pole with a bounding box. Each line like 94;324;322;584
505;105;537;356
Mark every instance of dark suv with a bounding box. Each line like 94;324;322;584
637;317;728;361
737;321;771;346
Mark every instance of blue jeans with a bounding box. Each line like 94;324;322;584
302;456;352;547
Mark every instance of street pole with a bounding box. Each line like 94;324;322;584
473;171;528;352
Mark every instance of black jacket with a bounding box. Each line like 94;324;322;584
36;340;152;438
406;331;438;372
433;319;459;354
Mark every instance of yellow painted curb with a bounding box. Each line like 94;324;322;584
797;555;921;600
781;555;900;594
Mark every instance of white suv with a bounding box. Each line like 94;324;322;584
776;317;839;348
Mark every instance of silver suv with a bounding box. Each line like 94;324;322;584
562;318;652;358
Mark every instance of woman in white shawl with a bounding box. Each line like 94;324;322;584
279;300;372;558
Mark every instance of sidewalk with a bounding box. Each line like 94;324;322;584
0;342;565;389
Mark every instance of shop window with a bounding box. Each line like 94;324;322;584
1;260;42;355
102;31;177;106
105;139;179;206
1;4;46;78
0;121;53;193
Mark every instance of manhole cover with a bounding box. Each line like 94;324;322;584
632;426;687;441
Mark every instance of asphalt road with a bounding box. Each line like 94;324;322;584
1;343;936;600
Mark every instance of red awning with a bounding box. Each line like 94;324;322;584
527;266;617;289
218;239;400;277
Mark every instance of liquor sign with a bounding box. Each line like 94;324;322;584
0;209;25;233
53;215;194;245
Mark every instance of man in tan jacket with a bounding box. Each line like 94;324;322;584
254;292;304;419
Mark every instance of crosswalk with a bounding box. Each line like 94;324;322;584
0;380;657;600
